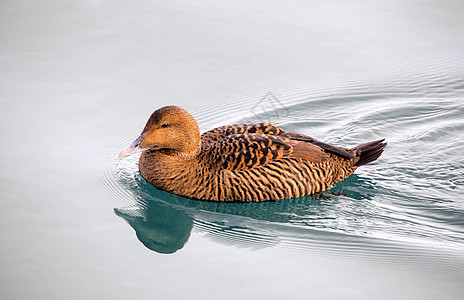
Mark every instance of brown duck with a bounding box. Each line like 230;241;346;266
119;106;386;202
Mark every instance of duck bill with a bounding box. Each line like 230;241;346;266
118;134;148;158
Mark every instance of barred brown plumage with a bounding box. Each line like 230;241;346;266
119;105;387;202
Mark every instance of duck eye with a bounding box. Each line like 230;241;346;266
161;123;169;128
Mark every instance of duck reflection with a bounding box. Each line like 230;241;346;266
114;172;374;254
114;199;193;254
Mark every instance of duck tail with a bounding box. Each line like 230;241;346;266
353;139;387;167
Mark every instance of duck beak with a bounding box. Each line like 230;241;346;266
118;134;147;158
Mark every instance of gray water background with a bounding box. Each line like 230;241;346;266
1;1;464;299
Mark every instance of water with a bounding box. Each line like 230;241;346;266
1;1;464;299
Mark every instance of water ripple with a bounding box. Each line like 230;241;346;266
90;72;464;264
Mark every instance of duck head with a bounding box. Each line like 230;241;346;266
118;106;201;159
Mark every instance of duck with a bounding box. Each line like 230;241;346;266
118;105;386;202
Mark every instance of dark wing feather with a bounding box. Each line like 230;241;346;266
201;122;355;160
203;133;328;171
201;123;284;147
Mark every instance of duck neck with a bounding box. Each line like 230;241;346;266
172;121;201;159
165;141;201;160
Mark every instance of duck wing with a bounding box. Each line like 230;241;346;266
280;132;357;159
203;133;329;171
201;123;284;147
201;123;356;160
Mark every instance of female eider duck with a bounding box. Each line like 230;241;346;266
119;106;386;202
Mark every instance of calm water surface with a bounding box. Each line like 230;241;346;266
1;1;464;299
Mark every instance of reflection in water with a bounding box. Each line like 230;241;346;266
114;169;375;254
115;199;193;254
